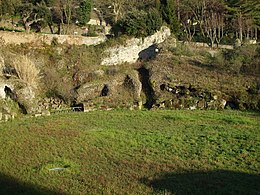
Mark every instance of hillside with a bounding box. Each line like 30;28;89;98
0;29;259;121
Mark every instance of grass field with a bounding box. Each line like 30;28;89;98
0;110;259;194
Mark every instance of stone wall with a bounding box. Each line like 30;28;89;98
0;31;106;46
182;41;234;50
101;26;172;66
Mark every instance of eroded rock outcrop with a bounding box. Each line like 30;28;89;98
0;54;40;119
75;70;143;110
101;26;171;66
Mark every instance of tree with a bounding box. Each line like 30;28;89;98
112;8;162;37
63;0;73;27
48;0;77;34
51;0;65;34
78;0;92;25
179;1;197;42
93;0;154;26
17;3;45;33
94;0;125;23
226;0;260;42
160;0;179;33
0;0;21;18
203;0;225;47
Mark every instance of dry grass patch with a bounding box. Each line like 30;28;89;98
10;55;40;88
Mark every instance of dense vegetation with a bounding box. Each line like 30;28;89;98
0;110;259;194
0;0;259;44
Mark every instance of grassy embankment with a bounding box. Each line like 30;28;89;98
0;110;259;194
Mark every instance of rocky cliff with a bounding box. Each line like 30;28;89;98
101;26;172;66
0;28;259;122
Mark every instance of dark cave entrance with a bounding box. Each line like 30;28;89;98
4;86;27;114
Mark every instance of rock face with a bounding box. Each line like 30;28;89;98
1;27;259;117
0;53;39;116
75;71;143;109
101;26;171;66
154;83;227;110
148;51;260;111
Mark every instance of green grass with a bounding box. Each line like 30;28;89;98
0;110;259;194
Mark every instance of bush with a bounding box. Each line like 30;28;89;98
160;0;179;34
78;0;92;26
209;45;260;74
10;55;40;88
112;8;162;38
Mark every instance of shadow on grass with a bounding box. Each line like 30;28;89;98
0;172;64;195
142;170;260;194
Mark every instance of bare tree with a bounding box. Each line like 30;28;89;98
111;0;123;22
179;4;197;42
215;13;225;47
203;0;225;47
204;12;217;47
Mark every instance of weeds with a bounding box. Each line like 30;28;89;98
9;54;40;88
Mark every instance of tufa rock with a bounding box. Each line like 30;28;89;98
101;26;171;66
42;110;51;116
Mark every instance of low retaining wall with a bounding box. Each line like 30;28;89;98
0;31;106;46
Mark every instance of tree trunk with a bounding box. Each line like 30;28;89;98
57;23;61;34
176;0;180;21
48;23;54;34
25;23;31;33
238;13;243;42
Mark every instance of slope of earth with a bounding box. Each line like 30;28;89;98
148;43;260;110
0;35;259;120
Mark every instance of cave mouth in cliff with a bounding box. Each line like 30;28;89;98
160;84;166;91
4;86;27;114
138;66;155;109
138;44;159;61
4;86;17;101
101;84;109;96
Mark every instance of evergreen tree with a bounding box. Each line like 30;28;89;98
159;0;179;34
226;0;259;41
78;0;92;25
112;8;162;37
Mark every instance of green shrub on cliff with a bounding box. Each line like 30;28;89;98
210;45;260;74
78;0;92;26
112;8;162;38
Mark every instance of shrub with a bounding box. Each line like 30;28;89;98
43;67;74;103
159;0;179;34
77;0;92;26
112;8;162;38
10;55;40;88
82;25;100;37
210;45;260;74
